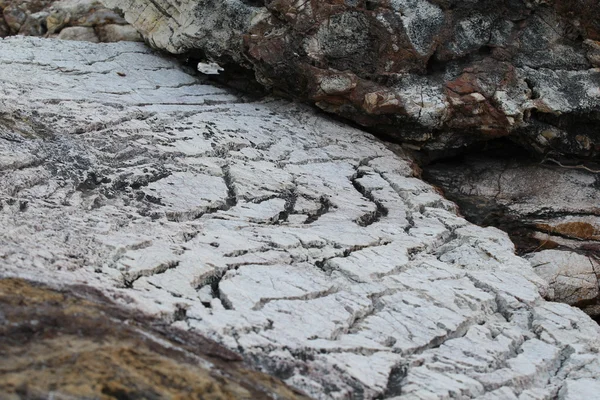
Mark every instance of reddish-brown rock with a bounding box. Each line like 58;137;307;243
105;0;600;157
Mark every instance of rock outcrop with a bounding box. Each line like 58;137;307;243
1;0;142;42
102;0;600;157
2;36;600;399
0;278;309;399
424;150;600;317
424;151;600;254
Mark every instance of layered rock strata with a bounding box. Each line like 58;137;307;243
1;0;141;42
2;36;600;399
103;0;600;157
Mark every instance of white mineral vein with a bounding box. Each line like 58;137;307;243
1;37;600;400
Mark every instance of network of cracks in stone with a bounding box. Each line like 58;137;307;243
1;38;600;400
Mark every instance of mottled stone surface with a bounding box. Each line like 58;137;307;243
2;37;600;399
102;0;600;157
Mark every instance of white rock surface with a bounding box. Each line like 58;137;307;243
527;250;600;315
1;37;600;400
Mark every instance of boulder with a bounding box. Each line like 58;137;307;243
2;36;600;399
102;0;600;157
95;23;142;42
525;250;600;316
57;25;98;41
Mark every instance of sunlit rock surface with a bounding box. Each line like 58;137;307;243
1;37;600;399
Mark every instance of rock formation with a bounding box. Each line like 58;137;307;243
0;278;308;399
2;36;600;399
103;0;600;157
526;250;600;317
424;150;600;317
1;0;142;42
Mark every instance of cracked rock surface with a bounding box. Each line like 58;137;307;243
102;0;600;157
425;151;600;318
2;37;600;399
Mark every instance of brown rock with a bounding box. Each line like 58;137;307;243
105;0;600;158
585;39;600;67
0;278;309;400
3;4;27;32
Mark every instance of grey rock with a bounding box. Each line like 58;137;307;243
57;25;98;41
424;152;600;255
526;250;600;315
95;23;142;42
425;151;600;317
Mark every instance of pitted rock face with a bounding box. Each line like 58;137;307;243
103;0;600;157
2;37;600;399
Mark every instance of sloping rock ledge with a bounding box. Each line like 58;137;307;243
1;37;600;399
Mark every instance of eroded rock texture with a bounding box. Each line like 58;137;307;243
0;278;309;399
0;0;142;42
102;0;600;157
425;151;600;316
2;36;600;399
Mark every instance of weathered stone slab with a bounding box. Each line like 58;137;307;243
1;37;600;399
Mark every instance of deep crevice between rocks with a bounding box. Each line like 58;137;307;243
421;137;600;320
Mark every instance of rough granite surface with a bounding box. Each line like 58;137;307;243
2;37;600;399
